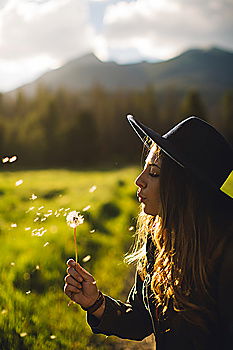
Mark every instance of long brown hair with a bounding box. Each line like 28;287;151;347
126;143;233;326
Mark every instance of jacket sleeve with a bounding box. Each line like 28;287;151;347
87;272;153;340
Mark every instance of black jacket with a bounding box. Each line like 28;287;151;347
88;236;233;349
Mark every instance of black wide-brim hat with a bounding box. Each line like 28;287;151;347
127;115;233;199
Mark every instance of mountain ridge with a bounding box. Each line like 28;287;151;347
7;47;233;98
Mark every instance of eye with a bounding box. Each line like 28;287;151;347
149;172;160;178
148;164;160;178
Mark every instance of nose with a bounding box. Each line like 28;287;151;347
135;170;147;189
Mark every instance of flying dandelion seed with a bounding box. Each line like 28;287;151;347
41;218;47;222
65;208;71;212
90;229;96;233
82;255;91;263
10;262;15;266
25;227;31;231
89;185;97;193
1;309;7;314
66;211;84;262
48;210;53;213
83;205;91;211
26;291;31;295
59;208;64;212
44;213;52;217
128;226;134;231
34;218;39;222
26;207;35;213
38;206;44;210
43;242;49;247
30;194;37;200
15;179;23;186
50;335;56;339
2;157;9;163
36;265;40;270
9;155;17;163
20;332;27;337
10;223;17;228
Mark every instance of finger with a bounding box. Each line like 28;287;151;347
67;259;76;267
64;283;81;295
64;275;82;289
67;260;94;282
74;263;95;282
66;267;83;282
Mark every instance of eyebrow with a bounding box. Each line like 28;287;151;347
148;162;161;169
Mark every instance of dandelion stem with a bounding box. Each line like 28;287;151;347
74;227;78;262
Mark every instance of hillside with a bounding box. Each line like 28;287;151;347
9;47;233;98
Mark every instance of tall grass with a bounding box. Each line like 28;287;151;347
0;168;139;350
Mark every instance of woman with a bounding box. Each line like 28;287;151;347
64;115;233;350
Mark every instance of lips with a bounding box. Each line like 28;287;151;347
137;191;146;202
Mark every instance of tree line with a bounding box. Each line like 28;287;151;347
0;85;232;168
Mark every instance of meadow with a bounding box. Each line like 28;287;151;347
0;167;140;350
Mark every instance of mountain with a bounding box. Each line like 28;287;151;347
8;47;233;98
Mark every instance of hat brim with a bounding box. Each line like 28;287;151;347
127;114;185;168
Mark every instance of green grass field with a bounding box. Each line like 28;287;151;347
0;167;140;350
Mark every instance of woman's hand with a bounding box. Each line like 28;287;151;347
64;259;99;309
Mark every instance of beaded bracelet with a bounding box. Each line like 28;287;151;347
81;291;105;314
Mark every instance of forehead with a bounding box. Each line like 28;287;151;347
146;145;161;165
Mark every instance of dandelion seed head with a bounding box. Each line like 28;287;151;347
16;179;23;186
66;210;84;228
89;185;97;193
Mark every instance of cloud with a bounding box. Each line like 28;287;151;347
0;0;95;91
97;0;233;60
0;0;94;60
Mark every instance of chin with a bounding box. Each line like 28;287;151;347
142;205;157;216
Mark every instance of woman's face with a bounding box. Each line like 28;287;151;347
135;147;161;216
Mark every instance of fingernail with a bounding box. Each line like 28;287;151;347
67;259;75;266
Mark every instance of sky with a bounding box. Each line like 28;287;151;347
0;0;232;92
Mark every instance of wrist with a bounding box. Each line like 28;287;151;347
81;291;105;314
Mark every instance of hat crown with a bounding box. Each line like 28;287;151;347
163;116;233;187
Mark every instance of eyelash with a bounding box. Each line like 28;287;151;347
149;173;160;178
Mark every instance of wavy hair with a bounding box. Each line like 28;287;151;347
126;143;233;327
